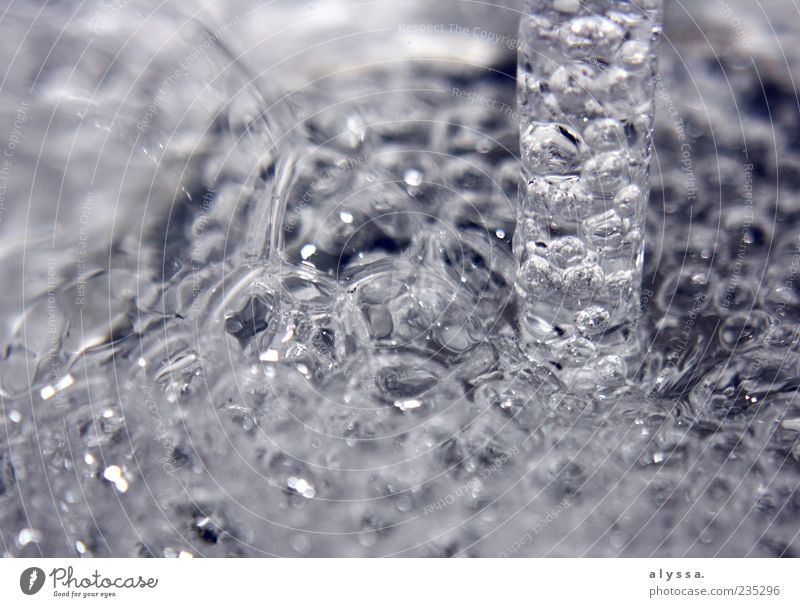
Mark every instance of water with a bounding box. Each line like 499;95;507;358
515;0;663;390
1;0;799;557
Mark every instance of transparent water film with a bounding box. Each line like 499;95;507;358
4;0;799;559
515;0;663;391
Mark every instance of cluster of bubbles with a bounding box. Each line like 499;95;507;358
0;0;798;556
515;0;663;390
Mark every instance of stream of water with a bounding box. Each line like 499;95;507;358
0;0;798;557
515;0;663;390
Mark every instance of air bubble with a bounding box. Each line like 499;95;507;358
615;40;651;72
518;255;562;300
563;262;604;300
596;354;627;388
558;16;625;60
613;184;643;217
583;209;625;248
549;236;586;268
584;151;631;193
584;118;626;151
551;336;597;366
605;270;634;300
521;123;584;175
528;176;594;217
575;305;611;336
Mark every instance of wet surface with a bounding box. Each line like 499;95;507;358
0;0;799;556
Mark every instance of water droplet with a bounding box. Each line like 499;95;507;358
404;168;423;187
300;244;317;260
40;373;75;401
17;528;41;547
288;476;316;498
394;399;423;412
259;349;280;362
102;465;129;493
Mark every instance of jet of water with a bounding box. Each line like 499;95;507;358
515;0;663;393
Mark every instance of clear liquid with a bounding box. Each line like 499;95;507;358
1;0;798;557
515;0;663;391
